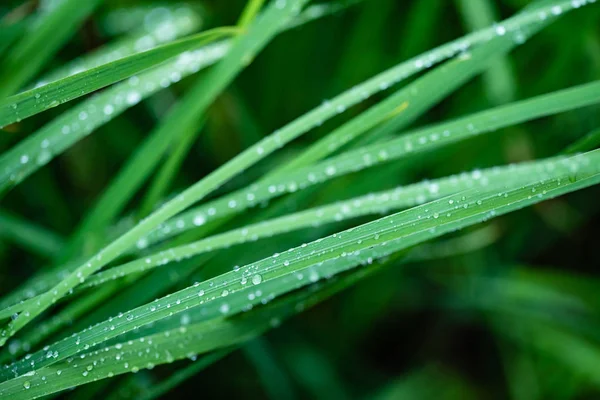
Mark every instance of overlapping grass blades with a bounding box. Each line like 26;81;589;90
0;0;104;98
1;148;599;391
0;0;310;347
1;1;599;397
0;27;239;128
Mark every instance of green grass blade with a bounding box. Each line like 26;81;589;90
278;31;519;173
138;117;207;218
563;126;600;154
0;0;104;98
35;6;203;87
2;148;599;381
0;0;360;197
0;0;310;347
142;80;600;246
0;210;64;259
74;156;577;291
0;41;229;195
238;0;267;28
456;0;517;104
0;27;240;128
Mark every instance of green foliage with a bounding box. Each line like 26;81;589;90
1;0;599;399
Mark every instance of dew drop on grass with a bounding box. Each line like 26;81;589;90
251;274;262;285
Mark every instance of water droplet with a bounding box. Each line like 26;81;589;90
252;274;262;285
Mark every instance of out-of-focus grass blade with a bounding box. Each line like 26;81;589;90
456;0;517;104
136;350;232;400
0;27;240;128
0;210;64;259
563;126;600;154
0;0;364;311
2;148;599;381
36;6;203;87
0;0;104;98
0;0;359;196
138;117;207;218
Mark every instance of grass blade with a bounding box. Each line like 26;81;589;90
142;80;600;246
2;148;599;383
0;27;240;128
0;0;104;98
0;0;310;347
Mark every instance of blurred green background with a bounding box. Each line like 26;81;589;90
1;0;600;398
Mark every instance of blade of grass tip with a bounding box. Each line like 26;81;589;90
0;27;241;128
456;0;517;105
0;210;64;259
0;0;104;98
142;80;600;247
4;149;600;383
562;126;600;154
0;0;310;347
35;5;203;87
0;0;362;200
72;154;590;291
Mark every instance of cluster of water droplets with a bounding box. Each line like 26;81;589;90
1;41;230;190
3;148;599;393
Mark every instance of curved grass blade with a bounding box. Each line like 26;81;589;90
0;41;230;195
75;155;576;291
0;0;310;347
0;27;240;128
2;76;597;315
142;80;600;246
0;210;64;259
2;149;599;381
456;0;517;104
0;0;104;98
0;0;357;197
0;0;591;348
36;6;203;87
0;265;372;399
